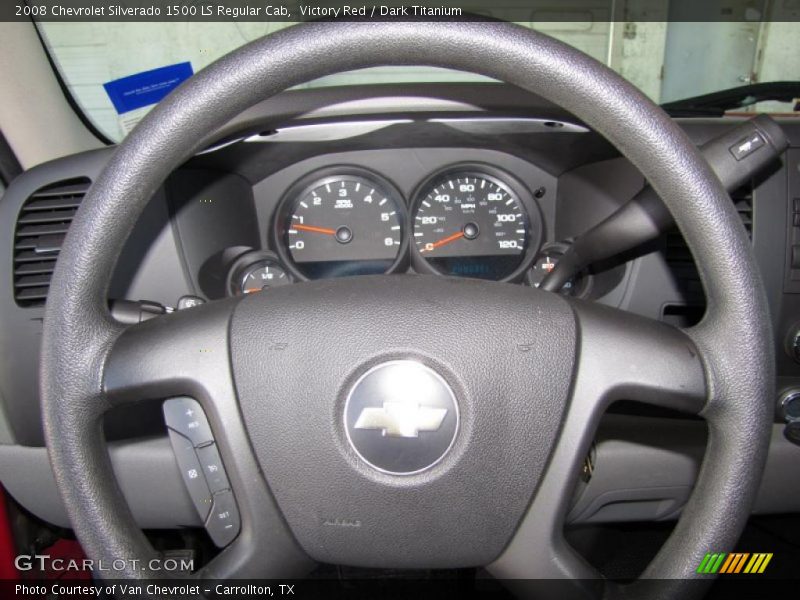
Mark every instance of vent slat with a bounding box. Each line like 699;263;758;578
14;261;57;276
15;236;64;253
17;209;78;225
16;223;72;237
14;273;53;288
33;234;66;254
13;177;90;307
23;197;83;211
14;239;37;251
15;287;51;302
14;250;55;263
29;182;90;199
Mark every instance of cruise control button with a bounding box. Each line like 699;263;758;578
196;443;230;493
206;490;240;547
163;397;214;447
167;429;212;521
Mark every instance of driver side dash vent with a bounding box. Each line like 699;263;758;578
13;177;91;307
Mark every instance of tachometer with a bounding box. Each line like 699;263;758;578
411;166;541;281
274;169;407;280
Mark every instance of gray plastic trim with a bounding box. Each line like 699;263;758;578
0;389;15;445
2;420;797;531
0;437;200;529
245;119;414;143
429;117;589;134
567;417;800;524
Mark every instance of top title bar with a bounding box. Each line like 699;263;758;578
2;0;798;22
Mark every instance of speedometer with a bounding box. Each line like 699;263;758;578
274;168;407;280
410;166;541;281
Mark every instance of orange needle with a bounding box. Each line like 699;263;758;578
421;231;464;253
294;223;337;235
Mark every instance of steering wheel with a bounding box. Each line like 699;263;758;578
41;22;774;599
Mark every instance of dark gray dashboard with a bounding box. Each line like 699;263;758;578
1;84;799;531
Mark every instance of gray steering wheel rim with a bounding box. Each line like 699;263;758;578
40;21;774;597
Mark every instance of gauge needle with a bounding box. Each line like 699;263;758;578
421;231;464;253
293;224;337;235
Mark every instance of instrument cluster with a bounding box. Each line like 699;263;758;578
229;163;590;297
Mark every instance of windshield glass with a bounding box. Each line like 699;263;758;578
38;20;800;142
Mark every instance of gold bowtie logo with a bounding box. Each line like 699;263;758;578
354;402;447;438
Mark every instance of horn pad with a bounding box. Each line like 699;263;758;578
230;275;577;568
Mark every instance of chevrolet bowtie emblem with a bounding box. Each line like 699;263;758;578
354;401;448;438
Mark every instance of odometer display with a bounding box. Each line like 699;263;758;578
412;168;538;281
275;170;406;280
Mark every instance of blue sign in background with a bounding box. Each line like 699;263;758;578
103;62;194;114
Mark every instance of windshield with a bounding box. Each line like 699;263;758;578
38;20;800;142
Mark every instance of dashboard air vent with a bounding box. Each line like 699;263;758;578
662;183;754;325
732;184;754;239
13;177;91;307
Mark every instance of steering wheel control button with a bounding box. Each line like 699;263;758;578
206;490;241;547
196;443;231;493
167;429;212;521
164;398;240;545
163;397;214;447
344;360;459;475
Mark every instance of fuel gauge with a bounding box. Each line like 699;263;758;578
226;251;292;297
241;263;290;294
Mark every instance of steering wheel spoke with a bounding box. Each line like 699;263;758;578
488;307;605;592
570;301;708;416
101;299;313;580
103;299;237;407
488;302;707;595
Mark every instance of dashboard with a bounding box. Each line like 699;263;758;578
1;83;799;530
180;143;629;309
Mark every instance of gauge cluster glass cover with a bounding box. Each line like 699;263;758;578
225;250;291;296
410;165;542;281
274;168;408;280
